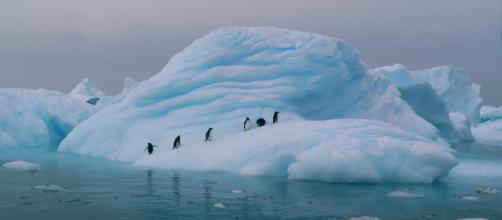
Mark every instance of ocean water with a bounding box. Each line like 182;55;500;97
1;143;502;220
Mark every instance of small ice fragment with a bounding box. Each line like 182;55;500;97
476;187;499;195
32;185;64;192
348;216;381;220
386;190;423;198
214;202;225;208
461;196;479;201
231;190;243;194
2;161;40;171
457;218;489;220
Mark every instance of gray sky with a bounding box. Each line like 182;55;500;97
1;0;501;104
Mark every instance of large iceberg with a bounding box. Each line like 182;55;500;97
374;64;479;143
59;27;456;183
0;89;95;149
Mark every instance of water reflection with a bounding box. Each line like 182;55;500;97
171;174;180;207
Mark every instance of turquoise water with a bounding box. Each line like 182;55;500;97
1;144;502;220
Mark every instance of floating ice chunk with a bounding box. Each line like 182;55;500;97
349;216;381;220
231;190;243;194
386;190;423;198
213;202;225;208
32;185;64;192
473;105;502;144
460;196;479;201
2;161;40;171
475;187;499;195
458;218;489;220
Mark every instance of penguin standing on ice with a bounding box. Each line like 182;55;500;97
173;135;181;150
256;118;266;127
273;111;279;124
145;142;158;155
243;117;251;131
205;128;213;141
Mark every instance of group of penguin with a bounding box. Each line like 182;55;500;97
145;111;280;155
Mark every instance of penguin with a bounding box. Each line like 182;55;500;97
205;128;213;141
273;111;279;124
173;135;181;150
144;142;158;155
243;117;251;131
256;118;266;127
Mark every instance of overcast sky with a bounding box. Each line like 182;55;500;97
1;0;501;104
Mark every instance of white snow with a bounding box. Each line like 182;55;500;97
213;202;225;208
386;190;423;198
0;88;96;149
2;160;40;171
68;78;105;102
32;185;64;192
59;27;457;183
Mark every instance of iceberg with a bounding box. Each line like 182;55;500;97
59;27;456;183
374;64;478;143
0;88;96;149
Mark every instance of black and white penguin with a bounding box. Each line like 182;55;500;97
244;117;252;131
205;128;213;141
173;135;181;150
145;142;158;155
273;111;280;124
256;118;266;127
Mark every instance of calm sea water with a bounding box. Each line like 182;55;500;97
1;143;502;220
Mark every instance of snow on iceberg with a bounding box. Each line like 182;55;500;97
374;64;477;143
0;88;95;149
131;120;456;183
59;27;456;183
2;160;40;171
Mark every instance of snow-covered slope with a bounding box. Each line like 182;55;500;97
374;64;478;143
68;78;106;102
59;27;455;183
0;89;96;149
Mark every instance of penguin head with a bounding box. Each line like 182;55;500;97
274;111;279;115
208;128;213;131
148;142;152;146
246;117;250;120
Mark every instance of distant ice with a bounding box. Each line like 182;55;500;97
2;160;40;171
0;88;95;149
386;190;423;198
32;185;64;192
473;105;502;144
231;190;243;194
